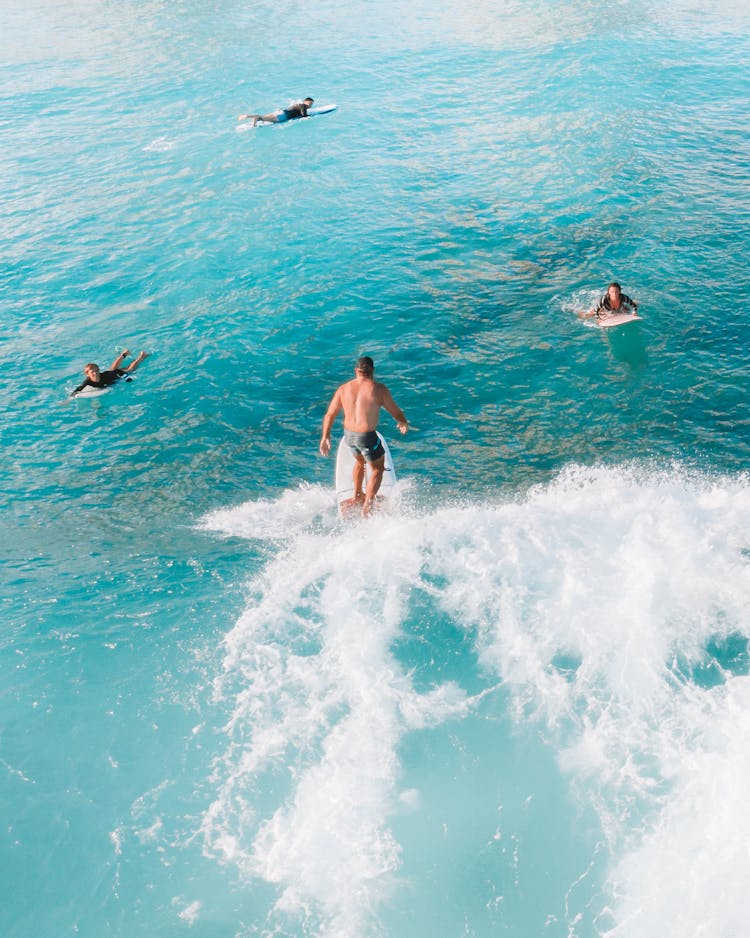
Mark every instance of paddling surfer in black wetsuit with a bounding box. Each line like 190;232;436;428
319;356;409;516
580;282;639;322
71;349;148;396
238;97;314;127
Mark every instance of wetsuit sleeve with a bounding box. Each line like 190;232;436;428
594;294;608;313
71;379;92;395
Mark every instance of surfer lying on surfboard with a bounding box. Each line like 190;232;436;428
71;349;148;396
238;97;314;127
319;355;409;517
579;282;639;323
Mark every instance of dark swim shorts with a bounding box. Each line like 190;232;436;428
344;429;384;462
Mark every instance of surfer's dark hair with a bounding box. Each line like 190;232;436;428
608;281;621;291
303;97;314;104
356;355;374;375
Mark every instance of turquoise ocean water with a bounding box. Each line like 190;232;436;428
2;1;750;935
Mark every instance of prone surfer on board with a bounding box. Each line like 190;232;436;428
579;282;639;322
238;97;314;126
71;349;148;396
319;356;409;517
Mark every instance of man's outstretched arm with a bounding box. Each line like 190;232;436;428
381;388;409;434
319;390;342;456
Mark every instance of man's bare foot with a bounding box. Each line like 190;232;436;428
340;497;361;519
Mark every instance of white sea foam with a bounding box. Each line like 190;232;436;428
174;898;201;924
201;483;337;542
603;677;750;937
143;136;175;152
201;465;750;937
202;501;471;936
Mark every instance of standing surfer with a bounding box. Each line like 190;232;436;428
319;356;408;516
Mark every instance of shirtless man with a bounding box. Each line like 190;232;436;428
71;349;148;396
580;282;639;321
319;356;409;515
238;97;314;127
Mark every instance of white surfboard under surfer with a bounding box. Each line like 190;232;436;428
335;431;397;517
319;355;408;518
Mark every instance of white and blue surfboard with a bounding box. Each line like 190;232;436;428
238;104;337;130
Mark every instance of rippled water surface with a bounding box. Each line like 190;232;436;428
2;1;749;936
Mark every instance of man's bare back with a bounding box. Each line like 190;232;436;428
319;360;408;457
338;377;396;432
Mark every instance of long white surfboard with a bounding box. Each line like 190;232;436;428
335;432;396;518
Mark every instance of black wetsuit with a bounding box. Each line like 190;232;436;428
282;102;310;120
595;293;638;315
72;368;127;395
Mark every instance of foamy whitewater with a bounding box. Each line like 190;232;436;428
2;0;749;936
197;469;750;936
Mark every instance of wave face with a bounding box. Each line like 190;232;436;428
200;466;750;936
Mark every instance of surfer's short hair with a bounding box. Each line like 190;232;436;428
608;281;621;292
303;97;314;105
356;355;374;375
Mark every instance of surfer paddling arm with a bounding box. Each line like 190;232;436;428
319;356;408;515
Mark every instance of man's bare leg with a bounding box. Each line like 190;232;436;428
352;455;366;504
237;112;279;126
362;456;385;515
